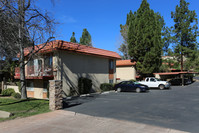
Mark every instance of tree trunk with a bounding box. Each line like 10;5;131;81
180;41;184;86
20;60;27;99
19;0;27;99
180;52;183;72
181;53;184;86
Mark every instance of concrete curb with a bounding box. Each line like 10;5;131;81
66;92;103;100
66;90;115;100
101;90;115;94
70;90;117;99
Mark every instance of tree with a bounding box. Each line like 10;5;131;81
128;0;163;76
118;43;129;60
162;27;173;55
171;0;198;72
80;28;92;46
0;0;55;99
119;10;136;59
70;32;77;43
185;50;199;72
167;48;174;56
0;5;31;80
120;6;166;60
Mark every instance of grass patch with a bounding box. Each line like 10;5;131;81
0;97;50;122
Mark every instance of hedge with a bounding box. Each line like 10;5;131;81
100;83;114;91
11;92;21;99
2;88;15;96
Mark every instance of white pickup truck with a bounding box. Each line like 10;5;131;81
138;77;171;90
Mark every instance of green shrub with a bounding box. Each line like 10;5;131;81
78;77;92;95
100;83;113;91
16;82;21;93
11;92;21;99
2;88;15;96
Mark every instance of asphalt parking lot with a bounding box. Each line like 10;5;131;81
65;81;199;133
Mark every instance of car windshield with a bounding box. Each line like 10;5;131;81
120;81;134;85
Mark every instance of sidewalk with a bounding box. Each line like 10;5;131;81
0;110;188;133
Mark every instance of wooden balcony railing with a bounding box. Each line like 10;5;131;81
15;66;53;78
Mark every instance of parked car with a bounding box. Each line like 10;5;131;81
138;77;171;90
169;78;192;85
114;81;149;93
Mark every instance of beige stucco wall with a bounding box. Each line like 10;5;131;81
3;81;44;99
26;79;45;99
33;80;44;99
116;66;136;81
155;74;161;79
4;85;19;93
53;53;58;80
56;51;115;95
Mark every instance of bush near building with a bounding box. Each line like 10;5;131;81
100;83;114;92
11;92;21;99
2;88;15;96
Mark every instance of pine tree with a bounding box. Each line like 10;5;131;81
128;0;163;76
70;32;77;43
80;29;92;46
171;0;198;71
162;27;173;55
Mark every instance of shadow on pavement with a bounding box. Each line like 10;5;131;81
63;94;99;108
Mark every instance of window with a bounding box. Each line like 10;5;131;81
109;60;114;69
156;78;161;81
34;59;42;76
27;59;34;66
43;81;49;92
109;80;113;84
44;56;53;75
27;81;34;87
44;56;52;68
26;81;34;91
129;81;134;84
120;81;125;84
126;81;130;84
150;78;156;82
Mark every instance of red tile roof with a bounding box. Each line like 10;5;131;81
24;40;121;59
116;60;136;66
116;60;175;67
153;71;198;75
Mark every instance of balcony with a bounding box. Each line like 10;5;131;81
14;66;54;80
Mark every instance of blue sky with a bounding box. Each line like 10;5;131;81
36;0;199;53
